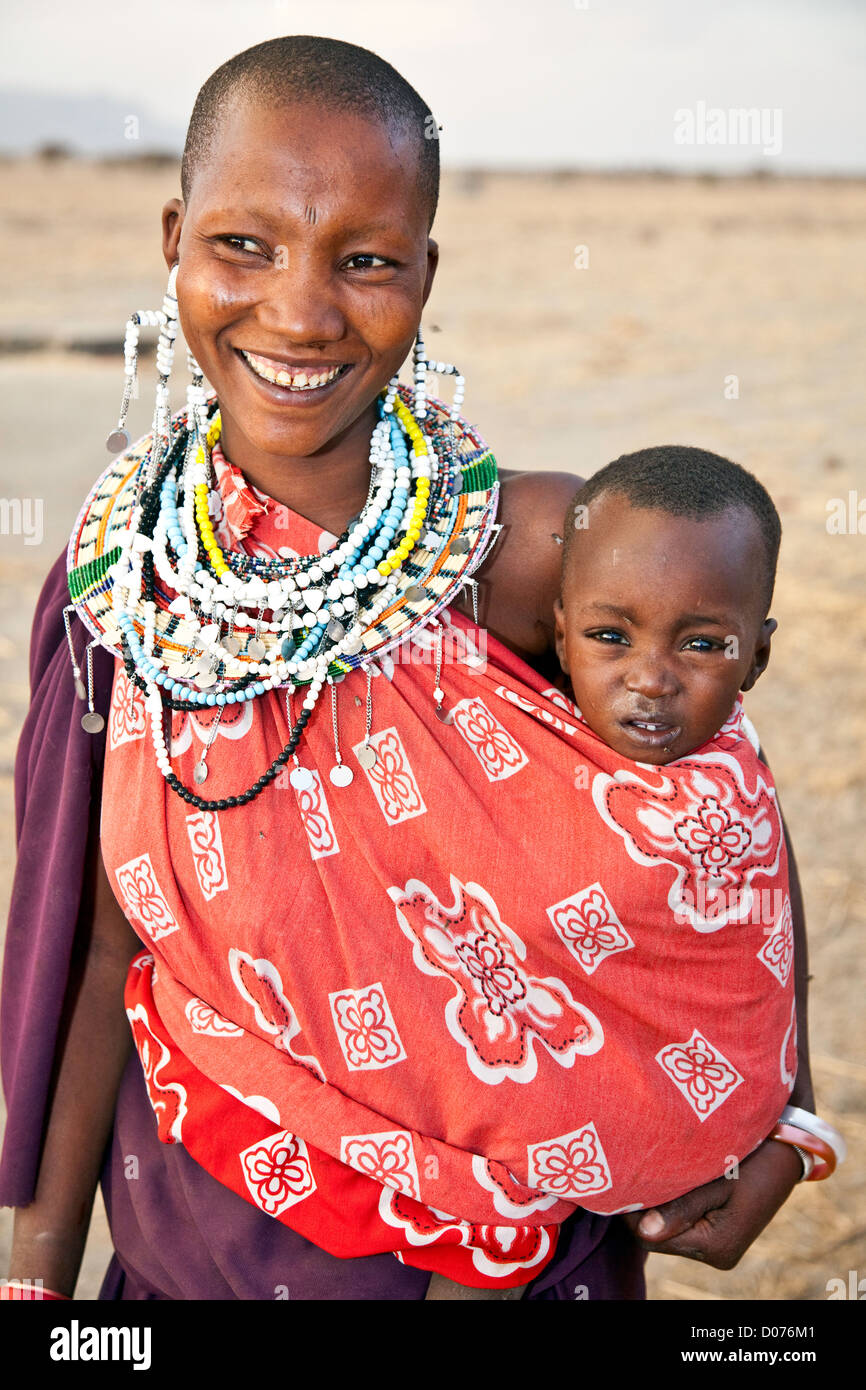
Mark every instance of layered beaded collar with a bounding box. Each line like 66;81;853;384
65;386;500;808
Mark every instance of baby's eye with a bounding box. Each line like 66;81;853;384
586;629;629;645
682;636;721;652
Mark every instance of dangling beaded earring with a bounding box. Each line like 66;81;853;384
105;265;179;483
185;348;209;451
382;374;400;415
411;327;466;425
412;329;428;420
106;310;156;454
142;262;180;492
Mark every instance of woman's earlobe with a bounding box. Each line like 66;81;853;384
422;238;439;305
162;199;185;269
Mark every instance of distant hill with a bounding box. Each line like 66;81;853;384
0;87;184;155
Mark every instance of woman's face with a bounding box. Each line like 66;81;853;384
162;97;438;463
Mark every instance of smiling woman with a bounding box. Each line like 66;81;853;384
168;93;439;527
0;34;817;1304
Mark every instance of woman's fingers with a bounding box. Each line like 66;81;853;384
623;1175;731;1245
621;1139;803;1269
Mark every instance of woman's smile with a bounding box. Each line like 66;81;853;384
236;347;354;404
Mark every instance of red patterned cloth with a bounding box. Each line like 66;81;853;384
100;464;796;1288
209;441;339;558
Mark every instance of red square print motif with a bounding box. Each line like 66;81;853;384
527;1122;612;1199
353;727;427;826
340;1130;421;1197
114;852;179;943
293;769;340;859
184;810;228;901
328;982;407;1071
757;895;794;986
451;696;528;782
546;882;634;975
239;1130;316;1217
656;1028;743;1120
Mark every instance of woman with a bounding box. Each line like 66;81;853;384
0;36;815;1300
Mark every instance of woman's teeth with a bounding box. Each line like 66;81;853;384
241;351;346;390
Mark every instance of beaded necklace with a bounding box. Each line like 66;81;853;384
66;384;500;810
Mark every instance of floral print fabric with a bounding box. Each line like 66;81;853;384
100;459;795;1288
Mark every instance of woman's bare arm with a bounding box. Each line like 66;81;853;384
6;795;141;1296
781;814;814;1111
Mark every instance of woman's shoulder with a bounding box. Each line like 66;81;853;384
453;467;583;664
496;466;584;541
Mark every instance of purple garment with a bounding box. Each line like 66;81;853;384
1;549;646;1300
0;548;114;1206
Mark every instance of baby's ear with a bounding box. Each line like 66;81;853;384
741;616;777;692
553;595;569;673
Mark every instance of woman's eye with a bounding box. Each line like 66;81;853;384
587;629;628;645
218;236;263;255
345;254;391;270
683;636;720;652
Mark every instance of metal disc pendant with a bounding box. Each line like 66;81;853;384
342;636;363;656
247;638;267;661
222;635;241;657
193;760;208;784
289;766;315;791
327;618;346;641
356;744;377;770
450;536;471;555
434;705;453;725
81;711;105;733
106;428;130;454
329;763;354;787
405;584;426;603
196;670;217;689
74;677;87;701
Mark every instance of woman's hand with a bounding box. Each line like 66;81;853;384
621;1137;803;1269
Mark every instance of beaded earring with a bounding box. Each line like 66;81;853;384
142;263;180;492
411;327;466;425
106;264;180;487
382;374;400;415
185;348;209;450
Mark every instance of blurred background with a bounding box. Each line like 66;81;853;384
0;0;864;1301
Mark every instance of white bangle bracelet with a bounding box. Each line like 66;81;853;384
779;1105;847;1168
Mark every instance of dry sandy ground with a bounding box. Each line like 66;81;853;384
0;160;863;1300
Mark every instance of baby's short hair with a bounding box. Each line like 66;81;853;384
181;36;440;230
563;445;782;611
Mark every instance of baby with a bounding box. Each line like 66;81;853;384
553;444;778;768
522;443;799;1215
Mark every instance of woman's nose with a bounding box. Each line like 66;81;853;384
256;256;346;345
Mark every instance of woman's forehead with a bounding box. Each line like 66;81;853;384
191;98;427;222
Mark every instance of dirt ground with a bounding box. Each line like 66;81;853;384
0;160;863;1300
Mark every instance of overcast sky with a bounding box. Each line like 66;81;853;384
1;0;864;171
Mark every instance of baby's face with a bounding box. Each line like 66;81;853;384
553;494;776;764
